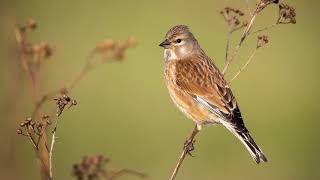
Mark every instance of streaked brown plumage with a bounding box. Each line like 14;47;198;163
160;25;267;163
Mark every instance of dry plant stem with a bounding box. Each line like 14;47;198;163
15;26;51;179
222;8;259;75
224;32;231;66
170;125;199;180
49;108;69;178
35;53;97;108
251;23;277;35
26;59;51;180
32;90;60;118
245;0;252;16
108;169;149;180
67;54;95;90
49;126;57;179
230;49;257;82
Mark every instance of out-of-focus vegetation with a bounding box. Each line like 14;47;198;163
0;0;319;180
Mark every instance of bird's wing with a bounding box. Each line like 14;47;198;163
175;56;245;129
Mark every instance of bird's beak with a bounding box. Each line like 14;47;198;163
159;39;170;48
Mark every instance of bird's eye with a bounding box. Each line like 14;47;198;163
176;39;182;43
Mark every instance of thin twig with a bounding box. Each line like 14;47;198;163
170;125;199;180
224;32;231;67
230;48;258;82
245;0;252;16
26;128;38;150
108;169;149;180
250;23;277;35
49;126;57;179
222;7;259;75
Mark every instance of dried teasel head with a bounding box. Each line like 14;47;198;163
277;3;296;24
257;35;269;49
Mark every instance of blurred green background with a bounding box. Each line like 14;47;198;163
1;0;319;179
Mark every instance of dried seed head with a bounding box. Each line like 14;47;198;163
103;39;115;49
96;39;115;52
20;122;26;127
37;123;43;131
257;35;269;49
19;26;27;33
220;6;246;33
16;129;23;134
128;36;137;47
32;44;42;54
72;155;110;180
114;48;125;60
54;93;75;116
30;121;36;126
27;19;37;30
42;43;53;58
46;119;52;125
42;115;50;119
71;99;77;106
277;3;296;24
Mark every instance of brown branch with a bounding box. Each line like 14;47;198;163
170;125;200;180
222;0;278;75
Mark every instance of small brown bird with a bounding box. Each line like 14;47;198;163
160;25;267;163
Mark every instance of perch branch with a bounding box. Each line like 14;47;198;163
170;125;199;180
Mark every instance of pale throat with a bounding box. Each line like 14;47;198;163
164;46;190;61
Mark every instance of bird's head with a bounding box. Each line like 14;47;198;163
160;25;199;60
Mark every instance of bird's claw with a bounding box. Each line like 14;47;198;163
184;139;196;157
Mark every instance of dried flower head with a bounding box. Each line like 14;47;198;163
72;155;110;180
54;93;76;116
257;35;269;49
128;36;137;47
220;7;247;33
16;128;23;134
95;39;115;52
93;37;137;63
277;3;296;24
27;19;37;30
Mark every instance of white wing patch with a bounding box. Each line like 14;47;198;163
194;96;226;120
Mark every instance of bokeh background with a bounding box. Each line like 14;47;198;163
1;0;319;179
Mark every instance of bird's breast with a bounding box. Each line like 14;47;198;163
164;61;217;124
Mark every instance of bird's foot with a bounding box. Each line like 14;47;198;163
184;139;196;157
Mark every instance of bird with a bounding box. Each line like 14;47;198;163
159;25;267;163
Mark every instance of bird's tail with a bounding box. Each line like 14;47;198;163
223;123;267;163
